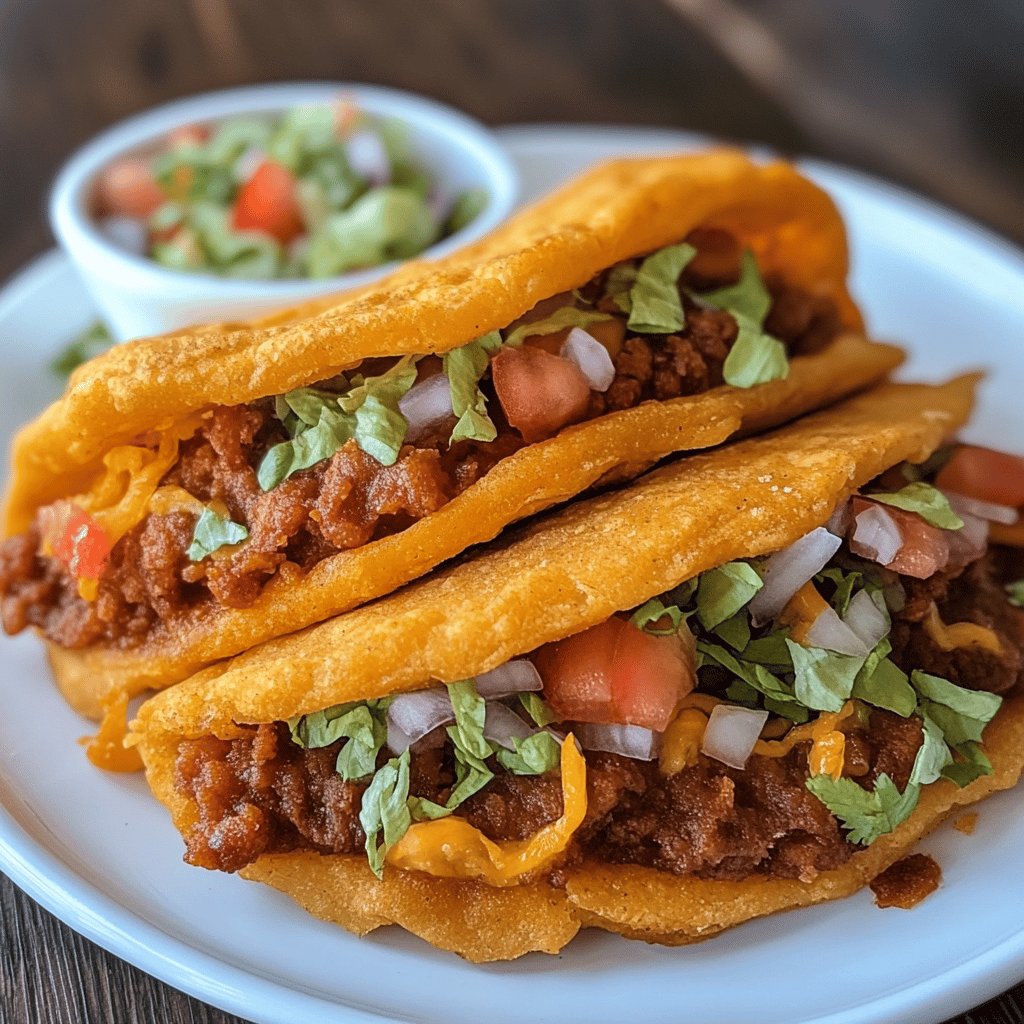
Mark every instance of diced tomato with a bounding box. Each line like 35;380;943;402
852;496;949;580
334;97;360;137
936;445;1024;510
491;346;591;443
94;157;165;219
232;160;304;243
535;616;696;731
166;123;210;149
38;501;110;580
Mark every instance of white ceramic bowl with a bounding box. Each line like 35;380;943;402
49;82;519;340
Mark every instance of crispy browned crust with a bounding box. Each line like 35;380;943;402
3;150;897;716
130;378;1017;963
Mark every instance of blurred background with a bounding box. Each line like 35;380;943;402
1;0;1022;280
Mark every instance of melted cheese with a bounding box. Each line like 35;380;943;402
753;700;856;780
923;603;1002;655
659;708;709;775
778;581;829;644
82;689;144;772
386;735;586;886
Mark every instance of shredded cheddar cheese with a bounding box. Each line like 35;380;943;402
808;730;846;779
81;689;144;772
754;701;857;780
778;581;829;644
386;735;586;885
659;708;709;774
923;603;1002;655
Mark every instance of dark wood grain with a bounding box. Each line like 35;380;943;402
1;0;1023;1021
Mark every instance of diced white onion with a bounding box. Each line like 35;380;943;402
850;504;902;566
483;703;535;750
826;498;852;537
748;527;843;626
233;145;266;183
386;719;415;755
701;705;769;769
573;722;661;761
842;588;890;650
386;688;453;752
398;374;454;441
947;491;1019;526
98;216;148;255
804;605;870;657
474;659;543;699
346;130;391;185
560;327;616;392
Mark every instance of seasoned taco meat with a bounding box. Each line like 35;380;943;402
0;256;842;651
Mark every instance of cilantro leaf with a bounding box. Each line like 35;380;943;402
504;307;612;348
360;749;413;877
51;321;114;378
186;507;249;561
697;561;763;629
626;242;696;334
630;598;684;635
806;773;920;845
1006;580;1024;608
786;639;865;713
444;330;504;444
869;482;964;530
497;732;561;775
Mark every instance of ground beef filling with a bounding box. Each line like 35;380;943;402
0;280;840;650
174;557;1021;882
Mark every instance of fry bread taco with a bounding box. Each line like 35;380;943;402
132;378;1024;962
1;151;902;738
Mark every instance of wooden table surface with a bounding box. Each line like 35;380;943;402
1;1;1022;1021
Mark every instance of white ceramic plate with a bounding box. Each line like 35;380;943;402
2;126;1023;1024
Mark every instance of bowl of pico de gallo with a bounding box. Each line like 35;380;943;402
49;82;518;340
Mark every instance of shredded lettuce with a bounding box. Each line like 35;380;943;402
942;741;993;786
910;670;1002;746
869;482;964;530
497;732;561;775
287;699;390;781
786;640;865;713
1007;580;1024;608
519;692;558;727
816;567;864;617
625;242;696;334
696;561;763;630
712;612;751;653
258;358;417;489
603;261;638;314
504;306;612;348
698;640;808;722
629;598;685;635
698;250;772;324
360;750;413;877
186;508;249;561
909;714;954;785
444;331;504;444
851;643;917;717
805;773;920;845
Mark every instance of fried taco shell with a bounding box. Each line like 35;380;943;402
134;377;1024;961
3;150;901;721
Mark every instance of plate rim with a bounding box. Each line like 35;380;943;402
3;124;1024;1024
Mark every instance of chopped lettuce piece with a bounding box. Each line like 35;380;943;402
447;679;493;760
851;645;917;717
909;714;954;785
186;507;249;561
806;773;920;845
519;692;558;727
1007;580;1024;608
51;321;114;378
869;482;964;530
306;187;439;277
816;567;864;617
188;202;282;279
504;306;612;348
287;698;390;781
626;242;696;334
603;261;638;314
629;598;684;636
258;401;354;490
446;188;489;234
698;640;807;722
698;250;772;325
741;630;794;667
342;357;418;465
497;732;561;775
713;612;751;652
941;741;993;786
786;640;865;713
444;330;505;444
911;670;1002;746
360;750;413;877
696;561;763;630
721;318;789;388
